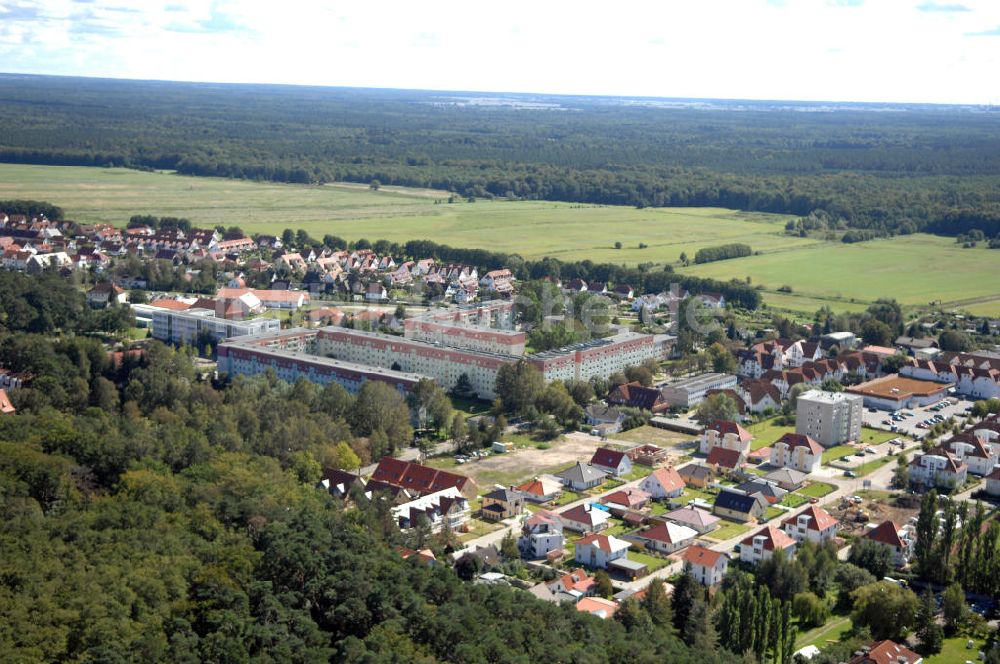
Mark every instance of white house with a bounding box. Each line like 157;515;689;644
699;420;753;455
589;447;633;477
740;525;797;566
574;533;631;569
559;503;610;533
908;447;968;490
518;510;565;560
781;506;839;544
865;520;915;567
985;467;1000;497
945;434;998;477
681;545;729;586
639;466;685;500
769;433;823;474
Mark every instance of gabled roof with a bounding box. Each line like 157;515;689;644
600;488;651;509
783;505;837;532
735;480;786;503
607;381;666;411
575;596;618;619
741;525;796;551
775;432;824;455
515;475;562;497
678;463;713;480
643;467;685;494
763;468;808;486
483;487;520;503
590;447;629;469
682;544;725;567
706;447;743;469
576;532;631;554
524;510;562;530
0;388;15;415
371;457;473;495
704;420;753;443
560;503;609;526
715;489;766;514
552;568;594;593
847;639;922;664
866;520;906;548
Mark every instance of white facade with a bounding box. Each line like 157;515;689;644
152;307;280;345
574;534;631;569
782;509;838;544
770;440;822;474
795;390;863;447
909;451;967;490
699;428;751;456
662;373;738;408
519;513;565;559
948;440;998;477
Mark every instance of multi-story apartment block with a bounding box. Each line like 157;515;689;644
152;307;280;345
795;390;863;447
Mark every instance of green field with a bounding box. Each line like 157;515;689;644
4;164;1000;315
747;419;795;451
683;233;1000;314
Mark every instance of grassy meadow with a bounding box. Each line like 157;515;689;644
3;164;1000;315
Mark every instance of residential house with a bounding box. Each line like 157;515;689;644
574;532;631;569
699;420;753;456
681;545;729;586
86;282;127;308
607;381;669;413
610;284;634;300
599;488;652;515
864;520;915;567
714;489;768;523
944;433;998;476
987;466;1000;497
847;640;923;664
662;505;719;534
590;447;633;477
739;381;783;414
514;475;563;503
782;505;839;544
318;468;365;499
519;510;565;560
560;503;611;533
698;292;725;309
677;463;714;488
631;522;698;554
585;403;625;435
371;457;477;498
705;446;745;473
480;487;524;522
548;568;596;598
556;462;608;492
762;468;808;492
734;480;786;505
396;547;437;566
639;466;685;500
575;597;619;619
392;487;470;533
740;525;797;565
908;447;968;490
769;433;823;474
627;443;670;466
365;282;388;302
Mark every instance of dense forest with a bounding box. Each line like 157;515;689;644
2;74;1000;236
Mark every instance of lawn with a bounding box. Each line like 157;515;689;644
450;395;491;417
762;506;786;522
553;491;585;507
621;465;656;482
677;487;717;505
707;521;751;541
794;614;853;650
747;419;795;451
610;425;694;450
858;427;899;446
853;456;893;477
925;635;987;663
782;494;809;508
626;549;672;573
821;445;857;463
798;482;837;499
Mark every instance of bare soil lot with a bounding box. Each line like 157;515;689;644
428;431;608;491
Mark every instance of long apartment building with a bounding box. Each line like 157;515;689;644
217;328;427;393
218;300;673;398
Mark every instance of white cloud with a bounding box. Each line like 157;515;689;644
0;0;998;103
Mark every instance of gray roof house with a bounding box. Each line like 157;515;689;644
556;462;608;492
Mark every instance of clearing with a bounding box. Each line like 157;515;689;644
426;431;606;490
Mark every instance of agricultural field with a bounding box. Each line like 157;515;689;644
4;163;1000;314
682;233;1000;315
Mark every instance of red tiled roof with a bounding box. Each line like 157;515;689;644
590;447;628;469
847;639;922;664
645;467;685;493
783;505;837;532
741;525;796;551
600;488;651;508
706;447;743;469
150;298;192;311
705;420;752;443
0;388;15;415
371;457;471;495
775;432;824;455
866;521;905;549
682;544;724;567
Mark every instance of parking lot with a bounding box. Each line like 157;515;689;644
860;395;976;439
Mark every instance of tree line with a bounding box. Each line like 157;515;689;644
694;243;753;264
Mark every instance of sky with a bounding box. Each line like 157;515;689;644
1;0;999;104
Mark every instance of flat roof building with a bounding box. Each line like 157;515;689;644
661;373;738;409
795;389;863;448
